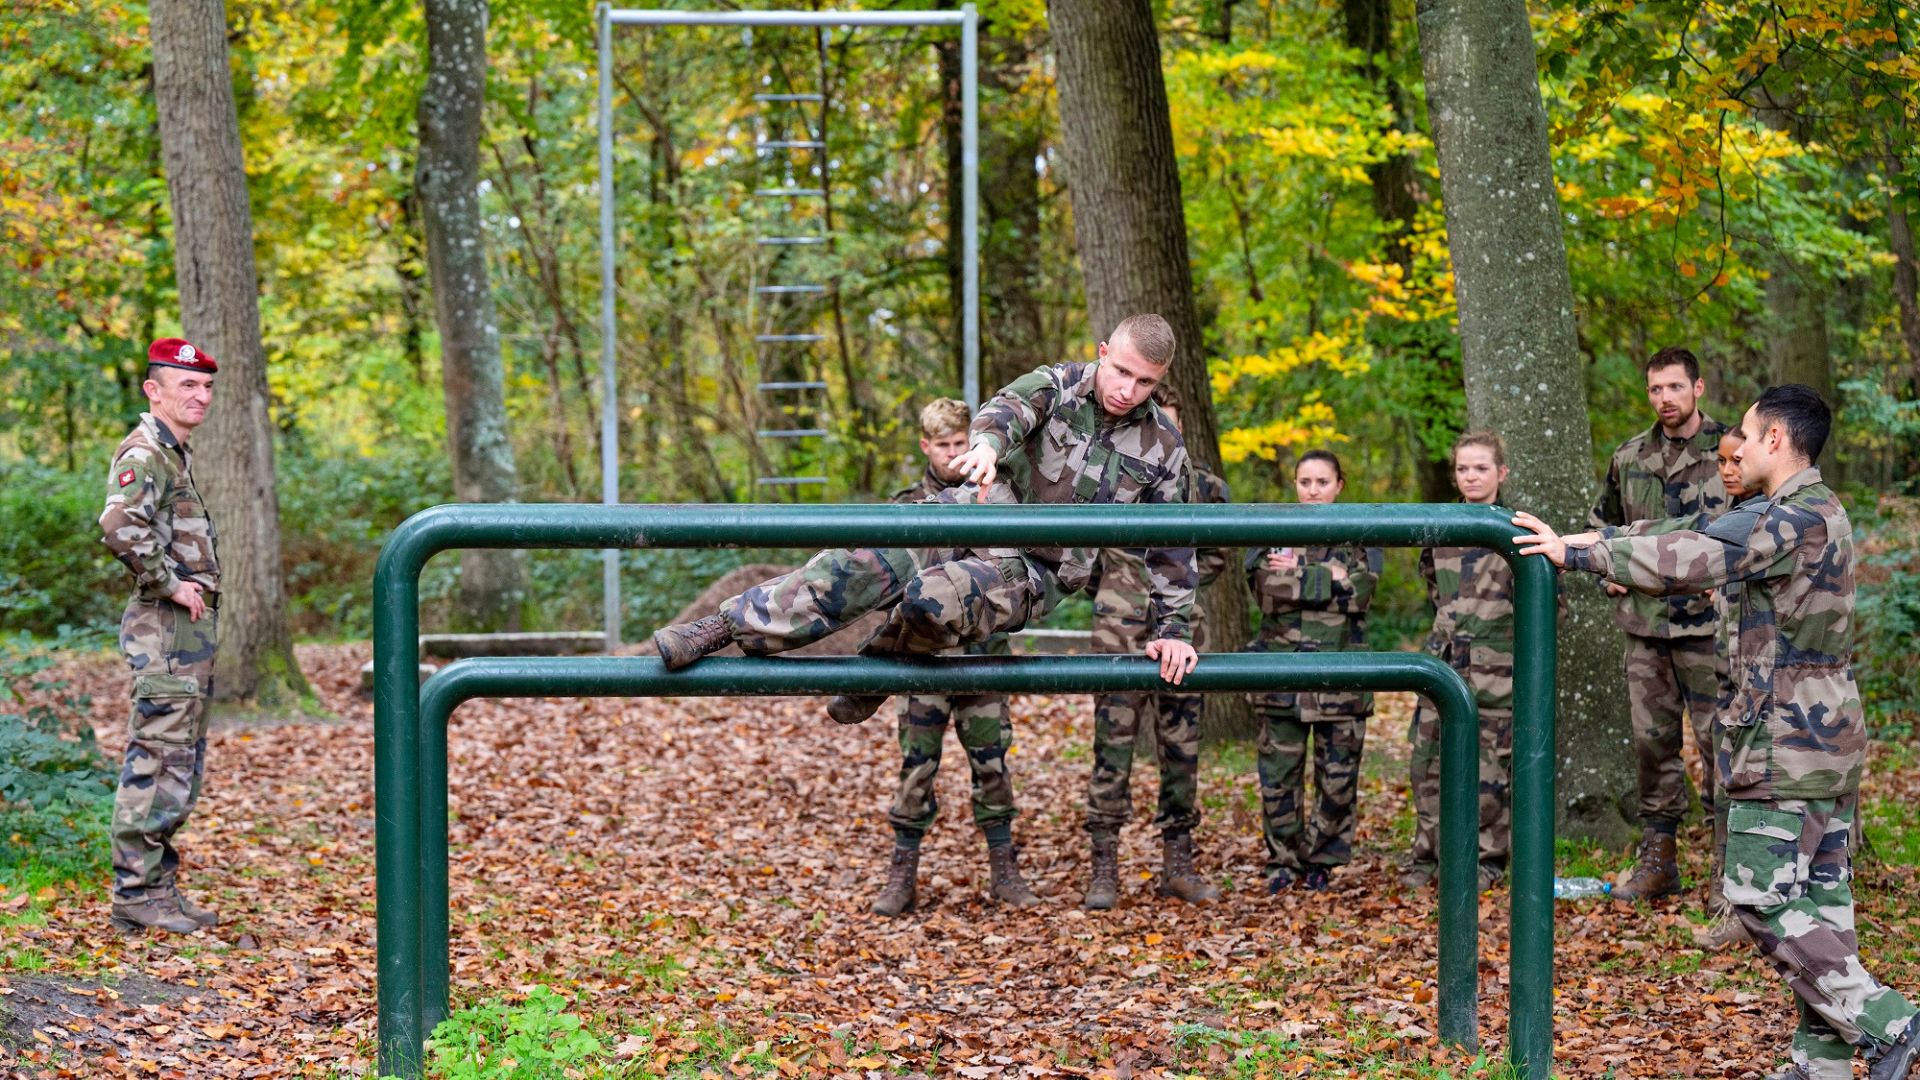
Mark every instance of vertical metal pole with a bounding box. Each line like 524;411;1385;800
373;541;426;1077
1508;559;1559;1077
1436;694;1481;1049
597;3;622;650
960;4;980;408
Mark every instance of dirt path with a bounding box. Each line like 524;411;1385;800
4;643;1918;1078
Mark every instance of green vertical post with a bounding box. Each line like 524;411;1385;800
1507;551;1558;1077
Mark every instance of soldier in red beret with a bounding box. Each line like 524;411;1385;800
98;338;223;933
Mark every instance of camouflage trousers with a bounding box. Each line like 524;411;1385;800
1626;633;1722;826
889;636;1016;836
1408;704;1512;867
1725;794;1917;1074
112;596;218;902
1257;709;1366;874
724;546;1048;658
1085;688;1202;836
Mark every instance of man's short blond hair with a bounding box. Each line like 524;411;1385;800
1110;313;1177;367
919;397;972;438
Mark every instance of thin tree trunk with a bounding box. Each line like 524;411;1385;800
150;0;311;710
1890;193;1920;395
1050;0;1253;738
1417;0;1635;845
418;0;524;631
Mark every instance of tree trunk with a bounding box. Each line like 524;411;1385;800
1891;194;1920;395
418;0;524;631
150;0;311;711
1050;0;1254;738
1417;0;1635;845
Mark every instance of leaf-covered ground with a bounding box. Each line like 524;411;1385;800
6;643;1920;1078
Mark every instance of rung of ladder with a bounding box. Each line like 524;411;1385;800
759;140;825;150
757;476;829;486
755;93;824;103
757;428;828;439
755;334;825;343
756;284;826;294
757;381;828;391
758;236;827;246
756;188;825;198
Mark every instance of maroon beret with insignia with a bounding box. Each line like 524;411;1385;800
147;338;218;373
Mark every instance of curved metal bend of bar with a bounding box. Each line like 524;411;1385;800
371;504;1557;1078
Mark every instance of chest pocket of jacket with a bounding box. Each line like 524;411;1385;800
1112;454;1157;503
1037;417;1076;483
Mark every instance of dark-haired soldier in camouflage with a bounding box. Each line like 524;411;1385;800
1248;450;1381;894
1518;385;1920;1080
1083;413;1228;910
870;399;1037;916
99;338;223;935
1591;346;1731;902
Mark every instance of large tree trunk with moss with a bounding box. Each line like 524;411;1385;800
1050;0;1253;738
419;0;524;630
150;0;311;710
1417;0;1635;844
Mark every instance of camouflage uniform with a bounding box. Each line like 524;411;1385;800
885;467;1017;839
99;413;221;904
1569;469;1917;1072
1591;417;1730;828
721;361;1196;663
1408;530;1515;870
1085;466;1228;838
1247;541;1383;875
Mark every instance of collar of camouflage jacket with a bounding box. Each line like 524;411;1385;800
1642;411;1723;468
1770;466;1824;504
139;411;189;460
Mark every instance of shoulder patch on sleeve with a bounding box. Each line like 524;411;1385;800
117;468;136;488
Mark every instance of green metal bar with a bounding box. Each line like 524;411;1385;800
372;502;1556;1077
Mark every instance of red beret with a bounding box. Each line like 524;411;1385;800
147;338;218;373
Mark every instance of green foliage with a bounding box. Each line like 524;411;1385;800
0;459;121;636
423;987;603;1080
0;627;115;882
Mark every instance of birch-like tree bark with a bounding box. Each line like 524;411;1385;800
419;0;525;630
1051;0;1253;737
1418;0;1636;843
150;0;311;709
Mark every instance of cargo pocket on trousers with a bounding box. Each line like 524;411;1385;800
131;673;202;745
1723;802;1804;909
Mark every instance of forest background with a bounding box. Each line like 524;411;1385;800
4;0;1920;741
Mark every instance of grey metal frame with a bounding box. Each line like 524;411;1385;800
595;4;981;648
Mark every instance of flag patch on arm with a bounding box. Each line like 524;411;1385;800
118;469;136;488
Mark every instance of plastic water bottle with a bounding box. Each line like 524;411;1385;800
1552;876;1611;900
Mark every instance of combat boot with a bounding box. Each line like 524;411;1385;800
826;695;887;726
110;895;203;935
987;845;1041;907
1867;1020;1920;1080
1156;831;1221;904
871;846;919;917
1612;829;1681;903
652;613;733;671
1084;833;1120;910
173;888;220;928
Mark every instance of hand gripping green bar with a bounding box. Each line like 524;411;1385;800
372;503;1557;1077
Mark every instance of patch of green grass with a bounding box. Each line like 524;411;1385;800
1864;794;1920;867
1555;837;1631;879
4;945;48;972
1171;1014;1522;1079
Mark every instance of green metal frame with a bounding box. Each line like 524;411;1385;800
372;503;1557;1077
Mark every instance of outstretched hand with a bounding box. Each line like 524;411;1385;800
1510;511;1603;569
948;442;999;488
1145;638;1199;686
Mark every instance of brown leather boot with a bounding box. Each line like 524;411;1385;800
871;846;919;917
1156;831;1222;903
987;845;1041;907
1612;829;1681;903
826;695;887;726
1084;833;1120;910
110;894;203;935
652;613;733;671
173;888;220;928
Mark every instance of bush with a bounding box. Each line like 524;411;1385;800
0;460;121;636
1854;495;1920;733
423;986;603;1080
0;627;115;882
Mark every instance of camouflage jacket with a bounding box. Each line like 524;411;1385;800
889;464;952;506
1091;466;1229;653
1246;542;1383;654
971;361;1196;640
1420;517;1516;711
1569;468;1861;801
99;412;220;600
1590;415;1730;638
